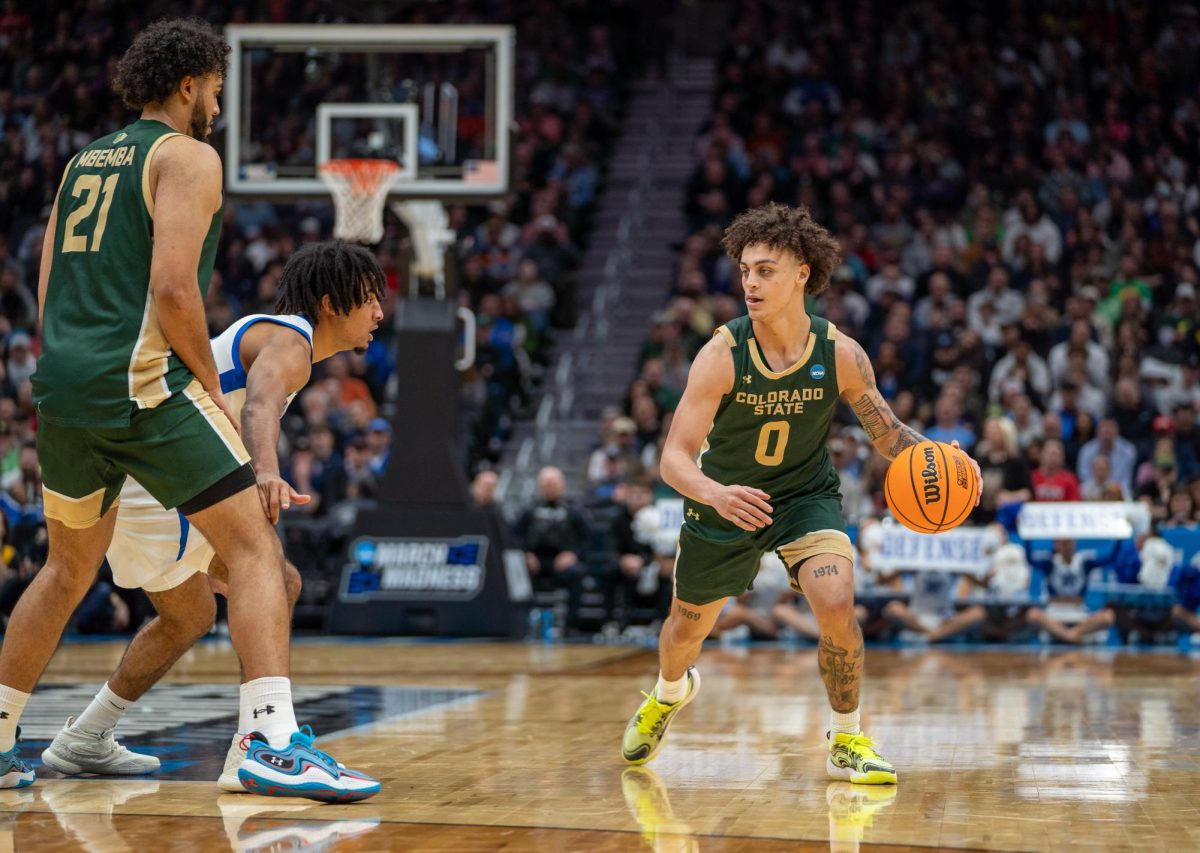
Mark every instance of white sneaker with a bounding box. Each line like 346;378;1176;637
40;718;160;776
218;733;253;792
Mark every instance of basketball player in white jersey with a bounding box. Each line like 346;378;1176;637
40;240;385;794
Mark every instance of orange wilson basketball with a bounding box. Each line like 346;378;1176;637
884;441;977;534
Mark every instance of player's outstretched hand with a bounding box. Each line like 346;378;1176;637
711;484;773;532
950;440;984;507
256;472;312;524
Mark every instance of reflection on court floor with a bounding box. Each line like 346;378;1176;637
3;640;1199;851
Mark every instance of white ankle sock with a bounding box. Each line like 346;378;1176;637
830;707;860;736
74;683;134;735
656;672;687;704
0;684;30;752
242;677;298;748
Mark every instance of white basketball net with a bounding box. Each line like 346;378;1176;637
318;159;399;245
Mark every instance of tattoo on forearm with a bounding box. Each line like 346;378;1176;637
851;342;876;391
848;341;930;456
812;564;839;578
851;395;891;440
887;425;928;458
818;632;864;713
677;604;701;621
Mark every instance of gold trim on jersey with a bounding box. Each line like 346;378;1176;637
182;378;251;466
43;485;109;530
827;321;838;340
56;153;80;194
714;325;736;347
128;298;172;409
141;132;183;219
128;131;184;408
747;333;816;380
777;530;854;592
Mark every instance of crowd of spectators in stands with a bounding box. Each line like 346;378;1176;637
535;0;1200;640
0;0;640;629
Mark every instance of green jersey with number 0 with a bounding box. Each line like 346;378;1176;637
33;119;222;428
685;313;842;542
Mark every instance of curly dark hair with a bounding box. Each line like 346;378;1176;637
720;202;843;296
112;18;230;110
275;240;386;324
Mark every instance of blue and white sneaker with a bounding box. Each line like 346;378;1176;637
237;726;380;803
1;728;35;789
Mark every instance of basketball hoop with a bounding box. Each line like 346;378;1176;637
319;159;399;244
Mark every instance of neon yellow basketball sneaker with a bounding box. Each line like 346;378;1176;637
826;731;897;784
620;667;701;765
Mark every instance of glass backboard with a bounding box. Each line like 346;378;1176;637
224;24;514;200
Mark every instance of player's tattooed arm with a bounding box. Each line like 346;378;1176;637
836;335;929;461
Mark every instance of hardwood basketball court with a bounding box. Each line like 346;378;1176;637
2;640;1197;851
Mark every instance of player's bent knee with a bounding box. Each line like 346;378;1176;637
284;562;303;605
40;557;101;600
157;590;217;641
809;588;855;625
182;595;218;640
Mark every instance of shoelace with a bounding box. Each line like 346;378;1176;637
292;725;339;770
842;733;882;760
635;692;672;736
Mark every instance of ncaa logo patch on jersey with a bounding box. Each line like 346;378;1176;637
810;363;826;380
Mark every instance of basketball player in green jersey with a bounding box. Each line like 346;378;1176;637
0;19;376;800
621;203;982;784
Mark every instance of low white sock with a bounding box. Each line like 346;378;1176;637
74;683;134;735
656;672;687;704
0;684;30;752
243;677;298;749
830;707;860;736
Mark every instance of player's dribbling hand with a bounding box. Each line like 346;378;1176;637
711;484;773;532
256;472;311;524
950;440;984;507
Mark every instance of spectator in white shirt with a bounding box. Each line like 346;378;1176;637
968;265;1026;331
865;262;915;303
989;336;1052;403
1076;417;1138;495
913;271;962;330
1048;318;1109;388
1002;192;1063;264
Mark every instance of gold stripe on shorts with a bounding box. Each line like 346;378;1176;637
43;485;108;530
182;378;251;466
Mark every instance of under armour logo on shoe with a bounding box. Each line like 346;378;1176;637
266;755;287;767
253;705;275;719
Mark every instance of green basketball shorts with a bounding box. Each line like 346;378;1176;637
673;495;853;605
39;379;251;528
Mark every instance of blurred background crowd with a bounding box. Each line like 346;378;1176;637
1;0;1199;644
554;0;1200;643
0;0;640;629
